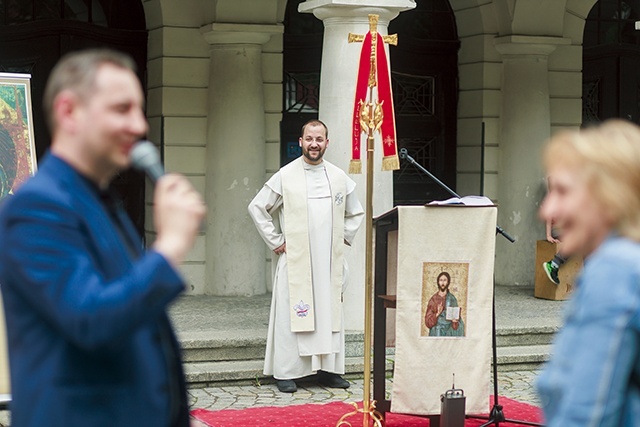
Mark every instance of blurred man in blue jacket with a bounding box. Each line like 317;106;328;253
0;49;205;427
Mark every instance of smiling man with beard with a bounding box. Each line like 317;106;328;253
248;119;364;393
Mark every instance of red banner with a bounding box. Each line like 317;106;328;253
349;32;399;173
375;33;399;171
349;32;372;174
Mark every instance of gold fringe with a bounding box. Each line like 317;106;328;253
349;160;362;174
382;155;400;171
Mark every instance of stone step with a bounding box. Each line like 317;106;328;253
180;330;266;363
180;325;555;363
495;344;552;372
180;328;555;386
496;326;558;347
184;344;553;387
184;356;390;387
180;330;383;363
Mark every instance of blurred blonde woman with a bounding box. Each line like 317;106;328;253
536;119;640;426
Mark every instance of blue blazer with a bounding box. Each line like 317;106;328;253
0;155;189;427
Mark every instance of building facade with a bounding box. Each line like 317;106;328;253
1;0;636;330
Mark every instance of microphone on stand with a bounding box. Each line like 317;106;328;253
130;140;165;184
397;145;515;242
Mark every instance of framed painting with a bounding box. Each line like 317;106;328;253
421;261;469;338
0;73;37;202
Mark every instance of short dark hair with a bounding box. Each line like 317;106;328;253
43;49;137;133
301;119;328;139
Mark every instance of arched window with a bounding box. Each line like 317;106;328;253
584;0;640;47
583;0;640;124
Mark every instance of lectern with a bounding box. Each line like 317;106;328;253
373;205;497;418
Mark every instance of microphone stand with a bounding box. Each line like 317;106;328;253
399;148;514;243
399;148;542;427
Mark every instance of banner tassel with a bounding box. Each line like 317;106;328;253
382;156;400;171
349;160;362;174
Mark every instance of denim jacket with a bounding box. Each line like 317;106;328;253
536;235;640;427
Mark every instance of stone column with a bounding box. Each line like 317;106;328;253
201;23;283;296
494;35;570;286
299;0;414;329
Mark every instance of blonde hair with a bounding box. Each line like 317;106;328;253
544;119;640;241
43;49;137;133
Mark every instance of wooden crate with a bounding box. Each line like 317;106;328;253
534;240;582;301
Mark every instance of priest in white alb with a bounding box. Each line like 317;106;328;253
248;119;364;393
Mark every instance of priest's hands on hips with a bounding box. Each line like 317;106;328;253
274;242;286;255
152;174;207;268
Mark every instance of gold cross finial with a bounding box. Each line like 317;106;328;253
348;15;398;45
348;14;398;88
369;14;379;33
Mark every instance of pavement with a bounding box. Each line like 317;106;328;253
187;369;541;412
0;369;542;426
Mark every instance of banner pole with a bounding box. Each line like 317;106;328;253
363;88;375;426
338;14;398;427
337;86;383;427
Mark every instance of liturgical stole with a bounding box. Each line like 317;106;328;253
281;157;346;333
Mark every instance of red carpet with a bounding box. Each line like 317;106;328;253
191;396;542;427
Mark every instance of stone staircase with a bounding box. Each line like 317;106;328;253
495;325;556;372
171;286;564;388
180;330;371;386
180;326;557;387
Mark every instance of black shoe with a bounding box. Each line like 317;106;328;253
317;371;350;389
276;379;297;393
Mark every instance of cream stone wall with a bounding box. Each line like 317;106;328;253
452;0;594;287
262;33;284;293
550;0;597;135
141;0;597;294
143;0;286;295
452;0;589;201
143;0;210;294
452;1;501;201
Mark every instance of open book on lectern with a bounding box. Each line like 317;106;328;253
428;195;493;206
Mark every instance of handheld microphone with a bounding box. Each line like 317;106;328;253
130;140;164;183
399;148;408;159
